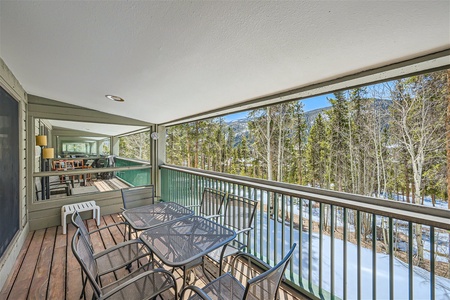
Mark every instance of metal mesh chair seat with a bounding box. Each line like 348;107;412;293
187;273;247;300
206;239;244;263
72;228;177;300
94;240;151;275
71;211;150;274
183;244;297;300
101;263;175;300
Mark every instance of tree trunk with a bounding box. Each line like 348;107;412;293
405;162;410;203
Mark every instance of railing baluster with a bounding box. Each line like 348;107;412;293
343;207;347;300
331;204;335;298
430;226;435;300
259;189;264;260
299;198;303;286
357;211;361;300
308;199;313;293
389;217;394;300
267;190;271;263
408;221;413;300
281;194;286;261
289;195;294;281
274;192;279;264
372;214;376;300
319;202;323;295
253;187;258;255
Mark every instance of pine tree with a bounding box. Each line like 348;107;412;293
305;113;329;188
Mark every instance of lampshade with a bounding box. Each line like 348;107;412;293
36;135;47;146
42;148;54;159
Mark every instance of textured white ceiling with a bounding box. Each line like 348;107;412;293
0;1;449;124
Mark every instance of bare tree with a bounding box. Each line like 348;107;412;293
388;73;447;263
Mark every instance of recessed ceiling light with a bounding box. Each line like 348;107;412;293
105;95;125;102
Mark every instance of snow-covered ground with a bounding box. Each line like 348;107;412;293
252;212;450;299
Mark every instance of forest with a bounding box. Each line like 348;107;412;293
166;70;449;208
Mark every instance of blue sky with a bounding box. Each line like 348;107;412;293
223;93;333;122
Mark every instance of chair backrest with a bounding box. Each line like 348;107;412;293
223;194;258;233
72;229;102;298
244;243;297;300
71;210;93;249
121;185;155;209
200;188;227;217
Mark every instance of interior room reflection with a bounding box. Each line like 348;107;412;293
35;119;147;201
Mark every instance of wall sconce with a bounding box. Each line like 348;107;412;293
36;135;48;147
43;148;54;159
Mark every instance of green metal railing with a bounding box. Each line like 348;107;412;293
160;164;450;300
115;157;151;187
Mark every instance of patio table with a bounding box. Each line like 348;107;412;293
139;215;236;290
122;201;194;231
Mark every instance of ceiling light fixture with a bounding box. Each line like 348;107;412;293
105;95;125;102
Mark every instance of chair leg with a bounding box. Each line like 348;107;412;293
202;259;214;282
80;270;87;300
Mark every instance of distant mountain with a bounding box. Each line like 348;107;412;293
227;118;249;146
303;106;331;134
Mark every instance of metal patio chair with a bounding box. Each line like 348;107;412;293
121;185;155;209
121;185;156;239
71;211;154;297
181;243;297;300
186;188;227;219
72;228;178;300
204;194;259;277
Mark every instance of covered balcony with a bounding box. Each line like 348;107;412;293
0;1;449;300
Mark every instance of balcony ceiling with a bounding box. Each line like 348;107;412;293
0;1;449;125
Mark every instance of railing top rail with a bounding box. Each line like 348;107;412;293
115;156;151;165
161;164;450;230
34;165;151;177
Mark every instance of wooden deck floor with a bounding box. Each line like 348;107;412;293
0;213;308;300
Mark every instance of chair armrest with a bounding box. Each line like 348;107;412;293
102;268;177;300
235;227;252;235
204;214;222;220
231;252;272;276
93;238;149;260
184;204;201;209
87;222;128;235
180;285;213;300
95;239;152;276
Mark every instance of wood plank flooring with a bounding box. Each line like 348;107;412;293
0;213;307;300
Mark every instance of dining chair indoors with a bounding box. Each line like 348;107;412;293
72;228;178;300
181;244;297;300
